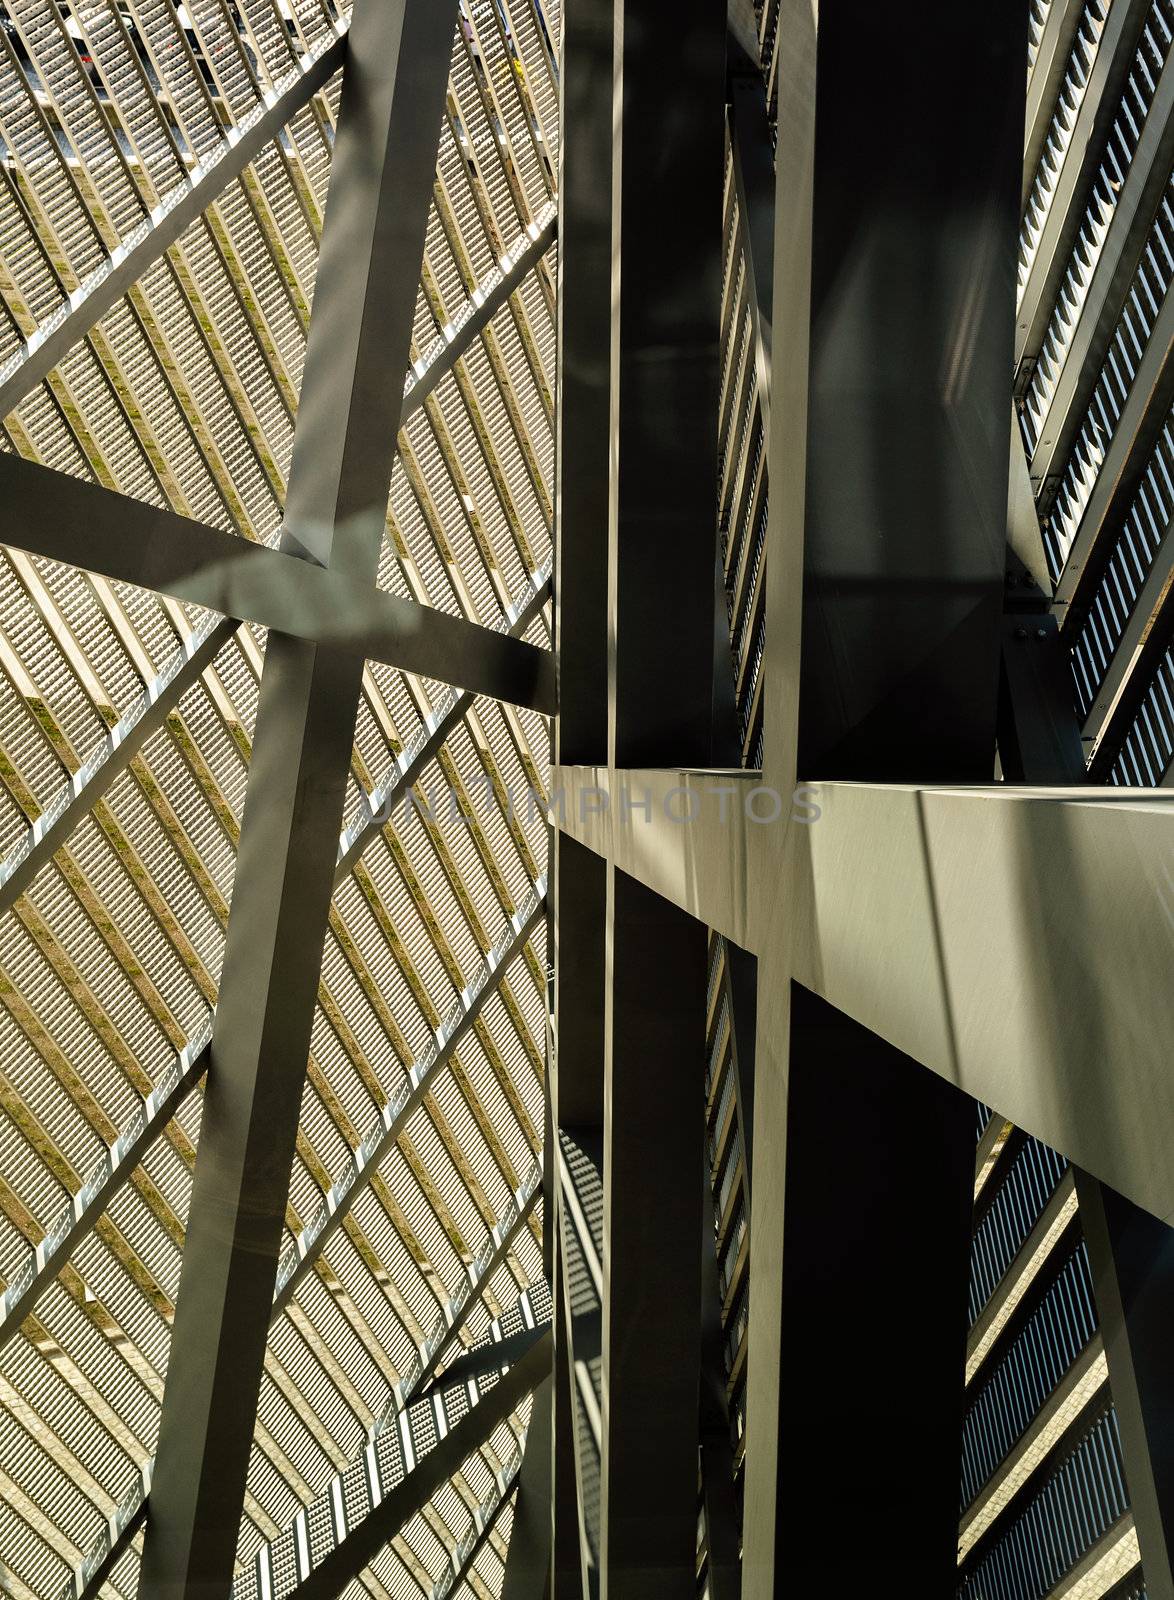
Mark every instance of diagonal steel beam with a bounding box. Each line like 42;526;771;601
0;454;555;711
241;1285;552;1600
0;567;548;922
281;1332;550;1600
402;203;557;424
64;1283;547;1600
139;4;461;1591
0;875;544;1357
274;889;546;1318
0;20;349;422
0;616;235;917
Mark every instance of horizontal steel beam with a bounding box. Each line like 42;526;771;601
0;454;554;710
0;20;349;421
554;766;1174;1224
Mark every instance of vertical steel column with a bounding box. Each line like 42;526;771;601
502;1377;555;1600
742;1;1026;1592
554;0;614;1590
602;867;706;1598
138;5;457;1594
607;0;725;771
598;4;724;1595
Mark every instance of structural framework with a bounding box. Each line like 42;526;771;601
0;1;1170;1599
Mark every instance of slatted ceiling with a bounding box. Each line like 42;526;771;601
1023;0;1174;458
178;225;295;473
90;301;234;529
65;814;211;1042
0;49;103;284
98;764;226;985
387;458;466;617
0;6;562;1587
437;113;498;276
1022;0;1115;298
1072;412;1173;709
9;1;142;236
1045;179;1174;574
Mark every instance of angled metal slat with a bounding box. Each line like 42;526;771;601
0;19;348;422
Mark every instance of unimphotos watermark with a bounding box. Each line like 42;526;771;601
374;778;822;829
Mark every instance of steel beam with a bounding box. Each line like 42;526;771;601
699;1148;740;1600
590;5;725;1595
607;0;724;771
556;766;1174;1224
500;1376;553;1600
281;1332;551;1600
552;0;615;1584
554;0;612;768
139;5;459;1593
0;21;348;422
0;453;554;711
601;868;705;1600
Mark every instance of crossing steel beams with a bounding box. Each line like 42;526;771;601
138;4;460;1592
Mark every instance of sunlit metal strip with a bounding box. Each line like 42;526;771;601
272;884;547;1317
0;19;348;422
266;1332;549;1600
243;1285;548;1600
0;614;235;917
0;643;547;1353
425;1434;522;1600
401;203;557;427
0;1013;213;1354
336;567;551;881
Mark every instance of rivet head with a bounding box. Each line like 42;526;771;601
1036;628;1048;640
1015;627;1028;640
